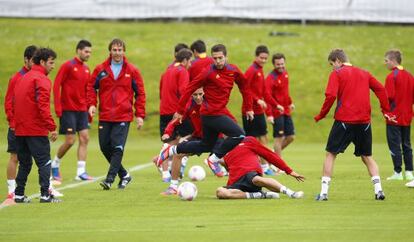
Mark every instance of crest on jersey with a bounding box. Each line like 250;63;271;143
73;67;78;72
216;74;220;79
125;73;131;77
258;73;261;76
285;74;288;78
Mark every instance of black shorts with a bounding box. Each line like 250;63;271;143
7;128;17;153
225;171;262;193
326;120;372;156
273;115;295;137
159;115;193;138
242;114;267;137
59;111;89;135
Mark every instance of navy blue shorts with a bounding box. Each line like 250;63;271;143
242;114;267;137
326;121;372;156
59;111;89;135
225;171;262;192
7;128;17;153
273;115;295;137
159;115;193;139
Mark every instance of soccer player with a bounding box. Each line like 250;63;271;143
265;53;295;156
216;136;305;200
158;48;193;182
314;49;395;201
52;40;94;183
382;50;414;181
189;40;214;80
13;47;60;203
157;44;254;177
88;38;146;190
243;45;283;175
4;45;37;199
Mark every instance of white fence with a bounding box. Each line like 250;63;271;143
0;0;413;23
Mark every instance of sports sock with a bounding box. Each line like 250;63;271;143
209;154;220;163
169;146;178;156
51;156;61;168
245;192;264;199
170;180;179;190
7;179;16;194
181;156;188;166
320;176;331;195
371;176;383;194
280;186;295;197
261;163;270;171
162;171;171;179
77;161;86;176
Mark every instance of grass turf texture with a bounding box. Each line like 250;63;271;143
0;138;413;242
0;19;413;241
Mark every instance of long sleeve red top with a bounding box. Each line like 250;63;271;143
188;54;214;81
177;63;253;117
265;69;293;118
223;136;293;186
384;66;414;126
159;63;189;115
4;66;29;129
14;65;56;136
164;99;202;138
53;57;90;117
88;56;146;122
243;62;279;115
315;64;390;124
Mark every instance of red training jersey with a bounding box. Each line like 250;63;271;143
159;63;189;115
177;63;253;117
88;56;146;122
223;136;293;186
265;69;293;118
53;57;90;117
14;65;56;136
164;99;203;138
188;54;214;81
384;66;414;126
315;63;390;124
4;66;29;129
244;61;279;115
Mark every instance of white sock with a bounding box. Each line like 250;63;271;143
7;179;16;194
170;180;179;189
162;171;171;179
77;161;86;176
280;186;295;197
261;163;270;171
371;176;382;194
169;146;178;156
181;156;188;166
245;192;264;199
320;176;331;195
52;156;61;168
209;154;220;163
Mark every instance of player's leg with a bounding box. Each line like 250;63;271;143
216;187;247;199
251;175;304;198
14;137;33;202
209;115;245;158
272;116;285;156
281;115;295;150
98;122;114;189
401;126;413;180
6;128;18;198
386;124;403;180
75;112;93;180
161;154;185;195
109;122;131;189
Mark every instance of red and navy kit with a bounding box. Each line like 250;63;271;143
13;65;56;136
188;54;214;81
177;63;253;116
384;66;414;126
88;56;146;122
4;66;29;129
159;63;189;115
53;57;90;117
265;69;293;118
244;62;278;115
315;63;390;123
223;136;293;186
164;99;202;138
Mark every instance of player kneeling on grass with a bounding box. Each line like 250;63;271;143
216;136;305;200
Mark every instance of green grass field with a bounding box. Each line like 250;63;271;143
0;18;414;242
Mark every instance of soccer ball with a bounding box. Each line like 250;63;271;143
177;182;198;201
188;165;206;181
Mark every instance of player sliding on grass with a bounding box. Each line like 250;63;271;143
157;44;254;177
216;136;305;200
314;49;396;201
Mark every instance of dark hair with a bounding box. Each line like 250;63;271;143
255;45;269;56
328;49;348;63
76;39;92;51
174;43;188;54
190;40;206;53
385;49;402;64
272;53;285;64
32;47;57;65
108;38;125;51
211;44;227;56
24;45;37;59
175;48;193;62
